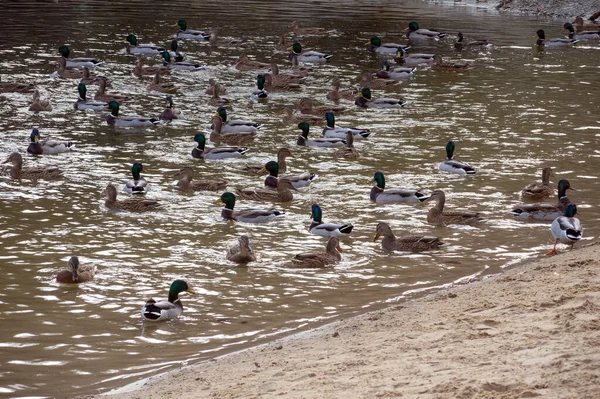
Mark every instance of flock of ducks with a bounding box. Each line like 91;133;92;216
2;15;596;322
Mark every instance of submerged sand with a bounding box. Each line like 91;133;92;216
85;242;600;399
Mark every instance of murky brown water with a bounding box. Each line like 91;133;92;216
0;0;598;397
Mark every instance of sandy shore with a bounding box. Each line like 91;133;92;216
495;0;600;19
84;242;600;399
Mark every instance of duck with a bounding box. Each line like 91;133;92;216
57;45;103;69
322;111;370;139
210;115;255;145
573;16;600;32
426;190;483;225
125;34;165;55
454;32;492;51
562;22;600;40
56;256;95;284
431;55;470;70
159;96;181;120
263;73;301;91
374;222;443;253
80;66;104;86
173;19;211;40
291;237;342;268
268;63;306;84
132;56;170;77
336;131;359;159
192;133;249;160
299;98;347;116
547;204;583;256
105;100;160;128
148;74;179;94
226;235;257;263
124;162;147;195
274;33;293;52
288;42;332;63
370;171;429;203
167;40;185;62
251;74;269;100
0;77;34;93
205;79;227;96
207;86;231;107
94;77;131;102
2;152;63;180
297;122;346;148
243;148;294;175
234;55;270;71
260;160;316;189
209;28;248;48
357;71;400;90
366;36;410;54
74;82;107;111
28;90;52;112
376;60;415;80
282;105;322;124
326;78;359;102
393;47;435;66
405;21;446;41
355;88;404;109
161;51;204;71
236;178;298;202
509;179;574;221
141;279;194;322
104;183;161;213
439;141;476;174
535;29;578;47
27;128;74;155
215;106;263;133
220;192;285;223
57;57;83;79
289;21;334;36
521;167;554;201
173;167;228;192
309;204;353;237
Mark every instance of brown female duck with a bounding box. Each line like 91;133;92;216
299;98;346;116
226;235;257;263
326;78;359;101
56;256;95;284
335;131;359;159
104;183;161;213
426;190;482;225
94;77;131;102
243;148;294;174
521;167;554;201
3;152;63;179
172;167;228;192
291;237;342;268
236;178;297;202
374;222;443;253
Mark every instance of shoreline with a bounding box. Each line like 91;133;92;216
82;242;600;399
493;0;600;20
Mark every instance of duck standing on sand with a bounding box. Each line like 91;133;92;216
547;204;583;256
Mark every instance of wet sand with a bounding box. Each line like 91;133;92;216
85;242;600;399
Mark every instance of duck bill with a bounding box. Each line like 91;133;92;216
336;244;343;253
258;167;268;175
373;233;381;242
72;271;78;281
286;45;294;51
187;288;196;294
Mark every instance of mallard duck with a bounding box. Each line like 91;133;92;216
269;63;306;84
215;106;263;133
125;34;165;55
105;100;160;128
357;71;400;89
336;131;359;159
297;122;346;148
289;21;334;36
393;47;435;66
355;88;404;108
104;183;161;212
260;160;316;189
405;21;446;40
205;79;227;96
274;34;293;52
439;141;476;174
80;66;104;86
94;77;131;102
57;45;103;69
374;222;443;253
234;55;270;71
173;20;211;40
252;74;269;100
282;105;322;124
3;152;63;179
132;56;170;78
509;179;574;221
210;115;255;145
57;57;83;79
124;162;147;195
370;171;429;203
159;96;181;120
148;74;179;94
376;61;415;80
243;148;294;175
288;42;332;63
220;192;284;223
573;16;600;32
207;85;231;107
27;128;73;155
209;28;248;48
299;98;347;116
56;256;95;284
366;36;410;54
0;76;34;93
562;22;600;40
28;90;52;112
236;178;297;202
74;82;107;111
291;237;342;268
309;204;353;237
289;53;313;76
454;32;492;51
167;40;185;62
161;51;204;71
431;55;470;70
426;190;482;225
326;78;359;102
547;204;583;256
263;73;301;91
521;167;554;201
141;279;194;321
535;29;578;47
322;112;370;139
226;235;256;263
173;167;228;192
192;133;249;160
